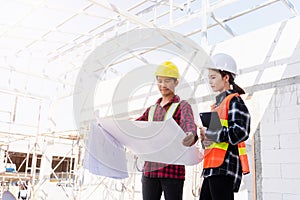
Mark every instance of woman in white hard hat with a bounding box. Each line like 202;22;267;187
136;61;198;200
199;53;251;200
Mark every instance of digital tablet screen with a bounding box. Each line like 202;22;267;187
199;112;222;131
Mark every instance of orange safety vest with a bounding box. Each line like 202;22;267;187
203;93;250;175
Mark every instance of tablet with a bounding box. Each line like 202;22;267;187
199;112;222;131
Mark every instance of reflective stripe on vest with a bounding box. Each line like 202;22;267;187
220;119;228;127
238;141;250;174
204;93;250;175
148;102;180;121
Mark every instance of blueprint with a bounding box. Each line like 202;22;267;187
84;123;128;179
101;118;203;165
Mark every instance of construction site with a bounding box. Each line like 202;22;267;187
0;0;300;199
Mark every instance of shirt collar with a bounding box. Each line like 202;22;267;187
156;95;180;106
215;90;235;106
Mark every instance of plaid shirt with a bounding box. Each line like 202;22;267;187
202;90;251;192
137;95;197;179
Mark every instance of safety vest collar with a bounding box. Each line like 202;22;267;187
155;95;180;105
215;90;236;107
148;102;180;121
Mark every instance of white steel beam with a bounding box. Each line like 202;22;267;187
280;0;299;16
210;12;236;37
201;0;209;48
88;0;155;28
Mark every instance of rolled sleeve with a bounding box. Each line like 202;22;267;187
179;101;197;136
136;107;150;121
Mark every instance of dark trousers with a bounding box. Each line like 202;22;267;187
142;176;184;200
199;175;234;200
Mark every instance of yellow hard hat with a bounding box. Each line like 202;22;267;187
155;61;180;79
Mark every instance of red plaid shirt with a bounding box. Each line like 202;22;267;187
136;95;197;179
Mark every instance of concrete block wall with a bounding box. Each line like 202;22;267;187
256;29;300;199
258;82;300;200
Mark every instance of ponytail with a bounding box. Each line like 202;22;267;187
231;82;245;95
219;70;245;95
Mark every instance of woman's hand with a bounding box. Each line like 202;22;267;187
199;126;206;141
199;126;214;148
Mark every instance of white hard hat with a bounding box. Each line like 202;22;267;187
211;53;237;75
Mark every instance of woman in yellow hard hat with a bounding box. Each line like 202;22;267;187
136;61;198;200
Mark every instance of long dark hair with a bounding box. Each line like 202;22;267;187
219;70;245;95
